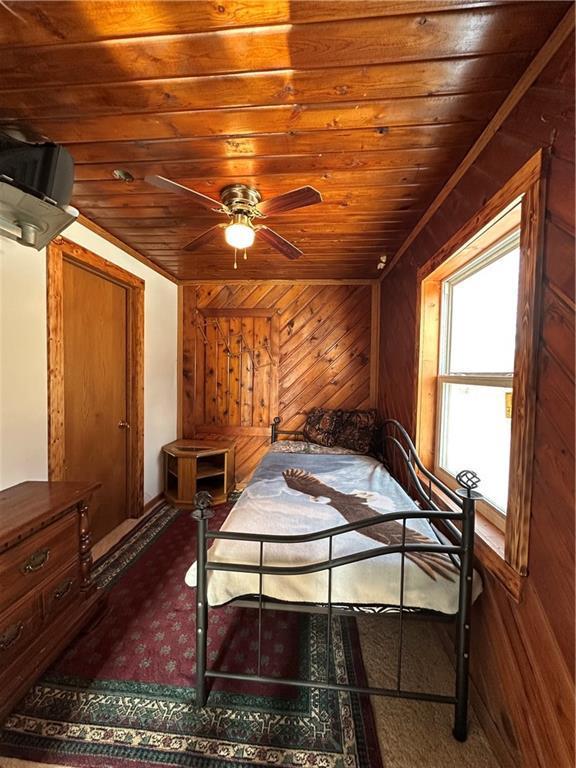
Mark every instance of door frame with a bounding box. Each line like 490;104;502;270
47;237;145;518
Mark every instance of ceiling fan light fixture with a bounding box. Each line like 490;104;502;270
225;214;255;249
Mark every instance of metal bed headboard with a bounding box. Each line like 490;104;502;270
270;415;303;443
381;419;469;542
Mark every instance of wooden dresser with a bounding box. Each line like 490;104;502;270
0;481;102;723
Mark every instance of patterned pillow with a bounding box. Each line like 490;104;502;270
303;408;342;447
336;409;378;454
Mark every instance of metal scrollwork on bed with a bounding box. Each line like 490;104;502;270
192;417;481;742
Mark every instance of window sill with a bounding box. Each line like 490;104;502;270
421;480;525;603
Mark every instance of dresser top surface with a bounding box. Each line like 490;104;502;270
0;481;99;546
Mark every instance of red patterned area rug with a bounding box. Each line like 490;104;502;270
0;504;383;768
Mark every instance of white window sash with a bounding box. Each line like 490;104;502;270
437;374;513;387
435;376;512;522
435;233;520;527
439;232;521;377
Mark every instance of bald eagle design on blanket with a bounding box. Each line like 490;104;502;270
282;468;457;582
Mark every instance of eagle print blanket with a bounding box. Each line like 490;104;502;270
185;451;482;614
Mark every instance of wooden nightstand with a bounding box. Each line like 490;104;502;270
162;439;235;507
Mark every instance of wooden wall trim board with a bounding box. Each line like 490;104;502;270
177;284;184;439
270;312;280;423
194;425;272;438
199;307;278;318
179;279;376;285
129;285;145;518
381;5;575;279
46;249;65;481
370;282;381;407
506;175;547;572
57;236;145;290
78;214;178;284
46;238;145;518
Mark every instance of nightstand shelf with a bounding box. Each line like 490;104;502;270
196;464;225;479
162;439;235;507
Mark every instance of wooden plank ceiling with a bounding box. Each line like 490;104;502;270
0;1;569;280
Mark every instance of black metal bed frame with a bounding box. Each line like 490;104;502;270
192;417;480;741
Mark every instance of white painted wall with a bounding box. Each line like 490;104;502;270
0;239;49;486
0;222;178;502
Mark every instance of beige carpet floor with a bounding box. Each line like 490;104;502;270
357;614;500;768
0;613;499;768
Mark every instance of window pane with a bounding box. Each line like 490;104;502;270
447;246;520;373
439;383;512;512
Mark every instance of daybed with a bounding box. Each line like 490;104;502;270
186;417;483;740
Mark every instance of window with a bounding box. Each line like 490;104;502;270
415;151;546;586
436;230;520;527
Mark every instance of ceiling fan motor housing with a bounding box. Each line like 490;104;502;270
220;183;262;216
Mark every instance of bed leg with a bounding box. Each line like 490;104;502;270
453;480;479;742
196;546;207;707
453;646;469;742
193;493;212;708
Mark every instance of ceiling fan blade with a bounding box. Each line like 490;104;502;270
145;174;223;212
256;186;322;217
183;224;225;251
256;225;303;260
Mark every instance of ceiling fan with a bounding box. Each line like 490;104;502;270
144;175;322;268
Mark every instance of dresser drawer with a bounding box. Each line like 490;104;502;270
42;561;81;620
0;513;78;614
0;595;42;673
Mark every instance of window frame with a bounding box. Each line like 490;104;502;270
434;230;521;529
415;150;547;587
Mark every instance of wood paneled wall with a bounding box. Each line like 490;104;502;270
378;36;574;768
182;282;377;484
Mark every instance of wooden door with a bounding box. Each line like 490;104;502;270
62;260;129;543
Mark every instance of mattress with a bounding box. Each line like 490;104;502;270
185;450;482;614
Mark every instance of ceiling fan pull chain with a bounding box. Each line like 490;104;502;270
233;249;238;270
243;249;248;260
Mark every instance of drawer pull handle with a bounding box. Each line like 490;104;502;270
21;548;50;573
0;622;24;651
54;579;74;601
